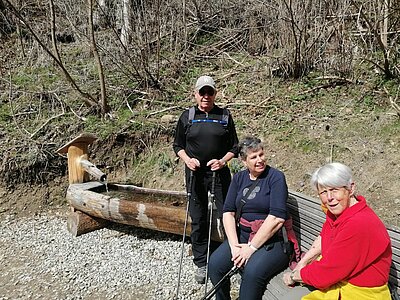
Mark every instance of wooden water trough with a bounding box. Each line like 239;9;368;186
57;133;222;240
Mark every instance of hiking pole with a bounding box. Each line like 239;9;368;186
201;266;239;300
175;170;194;300
204;171;216;296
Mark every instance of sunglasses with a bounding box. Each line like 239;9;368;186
241;138;261;146
199;87;215;97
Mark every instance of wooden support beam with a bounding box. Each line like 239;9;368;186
67;209;109;237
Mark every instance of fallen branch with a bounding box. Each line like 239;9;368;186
315;76;354;84
147;106;179;117
389;99;400;116
30;95;66;138
126;100;135;115
5;0;98;109
299;77;353;95
222;52;245;67
222;102;276;110
383;87;400;117
30;112;65;138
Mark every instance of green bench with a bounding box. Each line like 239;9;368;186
262;191;400;299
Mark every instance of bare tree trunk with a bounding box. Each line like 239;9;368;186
88;0;108;114
282;0;303;78
155;0;161;81
351;0;393;78
182;0;187;53
120;0;130;47
381;0;389;48
49;0;62;64
94;0;107;28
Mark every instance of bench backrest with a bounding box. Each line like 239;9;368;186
287;190;400;295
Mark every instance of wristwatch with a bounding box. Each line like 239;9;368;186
290;271;296;283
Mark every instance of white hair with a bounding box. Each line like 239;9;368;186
310;162;353;191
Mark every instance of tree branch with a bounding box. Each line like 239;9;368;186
4;0;98;108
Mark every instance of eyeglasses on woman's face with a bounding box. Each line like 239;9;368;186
318;187;348;199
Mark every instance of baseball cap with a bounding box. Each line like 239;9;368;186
195;75;216;91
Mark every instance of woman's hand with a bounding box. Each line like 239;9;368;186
283;271;295;286
230;244;241;260
283;269;303;286
231;243;256;267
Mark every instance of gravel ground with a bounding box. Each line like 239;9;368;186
0;210;239;300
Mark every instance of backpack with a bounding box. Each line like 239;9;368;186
281;215;303;270
188;106;229;126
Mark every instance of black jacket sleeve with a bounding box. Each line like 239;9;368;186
172;110;188;155
227;112;239;157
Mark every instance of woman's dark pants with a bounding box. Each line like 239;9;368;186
208;238;290;300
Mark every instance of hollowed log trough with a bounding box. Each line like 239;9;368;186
58;133;223;240
66;182;189;237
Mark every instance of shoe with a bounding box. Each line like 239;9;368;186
195;266;207;284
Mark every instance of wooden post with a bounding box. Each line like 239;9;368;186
57;133;108;236
56;133;98;184
67;144;89;184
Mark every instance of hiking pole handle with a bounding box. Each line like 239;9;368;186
187;170;194;197
210;171;216;200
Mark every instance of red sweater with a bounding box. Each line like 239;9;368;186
300;196;392;289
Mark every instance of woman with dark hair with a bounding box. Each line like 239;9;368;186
281;162;392;300
208;136;290;300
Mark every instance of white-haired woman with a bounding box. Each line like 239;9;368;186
282;162;392;299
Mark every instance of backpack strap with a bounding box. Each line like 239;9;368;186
235;166;270;224
235;179;260;225
221;108;229;125
188;106;195;124
187;106;229;125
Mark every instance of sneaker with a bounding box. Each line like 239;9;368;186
195;266;207;284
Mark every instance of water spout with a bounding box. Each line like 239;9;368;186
79;158;107;182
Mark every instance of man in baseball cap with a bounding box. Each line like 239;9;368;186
195;75;216;91
193;75;217;113
173;75;239;284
